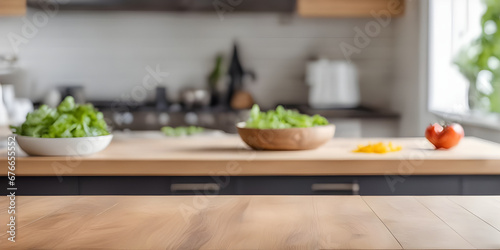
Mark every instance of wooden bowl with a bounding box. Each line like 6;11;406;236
236;122;335;150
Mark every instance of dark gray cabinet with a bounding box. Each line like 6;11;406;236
462;176;500;195
4;175;500;196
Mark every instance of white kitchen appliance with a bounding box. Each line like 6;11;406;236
306;59;360;109
0;54;34;125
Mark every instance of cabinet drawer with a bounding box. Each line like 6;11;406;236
358;176;461;195
0;177;79;196
170;176;236;195
79;177;170;195
237;176;359;195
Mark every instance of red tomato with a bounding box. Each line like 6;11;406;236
425;123;443;146
425;123;464;149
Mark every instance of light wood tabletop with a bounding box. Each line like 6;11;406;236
0;195;499;249
2;135;500;176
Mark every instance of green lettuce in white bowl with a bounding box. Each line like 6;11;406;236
11;96;112;156
11;96;109;138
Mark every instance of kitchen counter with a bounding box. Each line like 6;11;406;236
3;135;500;176
1;195;499;249
86;102;400;133
297;105;400;119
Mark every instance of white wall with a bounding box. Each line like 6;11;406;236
0;9;396;109
390;0;432;137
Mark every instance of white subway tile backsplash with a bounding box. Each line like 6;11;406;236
1;10;395;108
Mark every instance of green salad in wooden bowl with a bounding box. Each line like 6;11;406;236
237;105;335;150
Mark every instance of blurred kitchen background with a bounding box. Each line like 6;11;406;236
0;0;499;141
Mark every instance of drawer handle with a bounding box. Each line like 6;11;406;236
171;183;220;192
311;183;359;194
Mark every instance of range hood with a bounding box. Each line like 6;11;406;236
28;0;296;12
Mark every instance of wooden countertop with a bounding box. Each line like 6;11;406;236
3;134;500;176
1;195;499;249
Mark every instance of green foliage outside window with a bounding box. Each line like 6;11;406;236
455;0;500;113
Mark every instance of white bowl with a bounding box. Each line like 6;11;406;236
16;135;113;156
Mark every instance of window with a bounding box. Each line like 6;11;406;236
428;0;500;127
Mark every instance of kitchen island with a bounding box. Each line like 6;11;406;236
2;134;500;195
5;135;500;176
0;195;499;249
